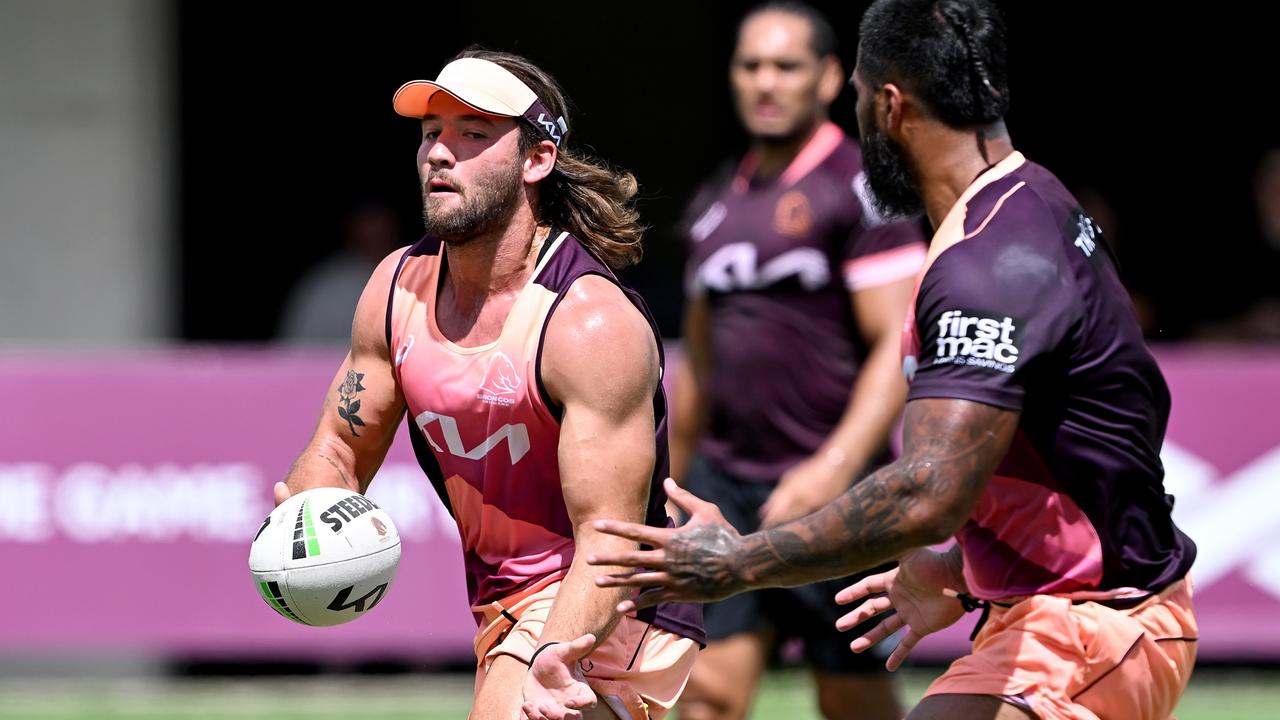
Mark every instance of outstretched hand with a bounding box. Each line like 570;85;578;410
588;478;749;613
834;549;966;671
522;633;598;720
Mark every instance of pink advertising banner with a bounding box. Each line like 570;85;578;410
1;346;1277;661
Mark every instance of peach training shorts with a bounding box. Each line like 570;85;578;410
473;578;699;720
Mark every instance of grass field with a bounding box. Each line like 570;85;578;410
1;667;1276;719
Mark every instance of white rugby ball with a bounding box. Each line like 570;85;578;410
248;487;401;626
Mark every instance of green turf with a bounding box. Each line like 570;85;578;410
750;667;1280;719
0;668;1275;719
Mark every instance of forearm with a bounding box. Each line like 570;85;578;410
671;298;712;485
538;533;634;650
727;400;1014;591
734;460;952;589
818;337;909;482
282;433;363;493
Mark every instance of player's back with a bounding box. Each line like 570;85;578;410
907;152;1195;602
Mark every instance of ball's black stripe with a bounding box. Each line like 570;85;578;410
291;505;307;560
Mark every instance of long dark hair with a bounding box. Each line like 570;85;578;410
858;0;1009;127
454;48;645;270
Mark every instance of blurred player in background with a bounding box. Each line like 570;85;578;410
593;1;1198;718
274;48;703;720
671;2;926;718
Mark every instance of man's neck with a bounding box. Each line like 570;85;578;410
441;206;545;317
751;117;826;180
913;121;1015;229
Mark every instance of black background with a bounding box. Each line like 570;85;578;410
178;1;1280;341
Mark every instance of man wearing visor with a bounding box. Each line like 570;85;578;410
273;49;704;720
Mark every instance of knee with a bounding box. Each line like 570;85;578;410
678;696;748;720
816;676;902;720
680;676;753;720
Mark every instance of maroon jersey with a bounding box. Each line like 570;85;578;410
684;122;927;481
902;151;1195;601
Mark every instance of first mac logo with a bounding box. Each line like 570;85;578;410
934;309;1023;373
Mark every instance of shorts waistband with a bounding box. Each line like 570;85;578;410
952;576;1190;642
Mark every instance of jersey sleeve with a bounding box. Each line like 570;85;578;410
907;196;1081;411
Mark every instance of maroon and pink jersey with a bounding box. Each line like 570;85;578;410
902;151;1196;602
388;231;703;643
683;122;928;481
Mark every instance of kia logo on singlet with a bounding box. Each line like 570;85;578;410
415;410;531;464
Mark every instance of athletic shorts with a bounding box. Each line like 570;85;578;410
473;577;699;720
925;576;1198;719
686;454;896;674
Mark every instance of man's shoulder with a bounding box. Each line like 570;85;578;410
963;161;1079;242
541;274;659;405
549;274;649;341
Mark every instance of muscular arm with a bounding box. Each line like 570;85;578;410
590;397;1017;608
536;275;662;649
668;294;711;484
726;398;1015;589
760;277;916;526
276;250;408;503
821;277;914;478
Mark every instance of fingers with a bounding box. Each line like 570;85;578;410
759;508;802;529
273;481;292;507
757;500;784;529
833;568;896;605
586;548;668;569
589;520;669;548
522;701;583;720
594;570;675;589
885;628;923;672
563;686;597;709
834;594;895;631
614;588;673;614
663;477;713;517
847;613;903;652
559;633;597;662
757;498;775;523
520;684;597;719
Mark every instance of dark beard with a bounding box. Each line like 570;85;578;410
422;163;523;245
861;127;924;218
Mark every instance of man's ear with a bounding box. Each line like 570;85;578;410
817;55;843;106
877;82;908;141
524;138;557;184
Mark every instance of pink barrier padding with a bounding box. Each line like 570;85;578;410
1;346;1277;660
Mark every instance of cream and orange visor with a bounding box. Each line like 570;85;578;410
393;58;568;146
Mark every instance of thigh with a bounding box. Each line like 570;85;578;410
925;590;1194;720
1072;583;1198;720
910;694;1036;720
472;653;530;720
812;672;902;720
680;630;774;720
